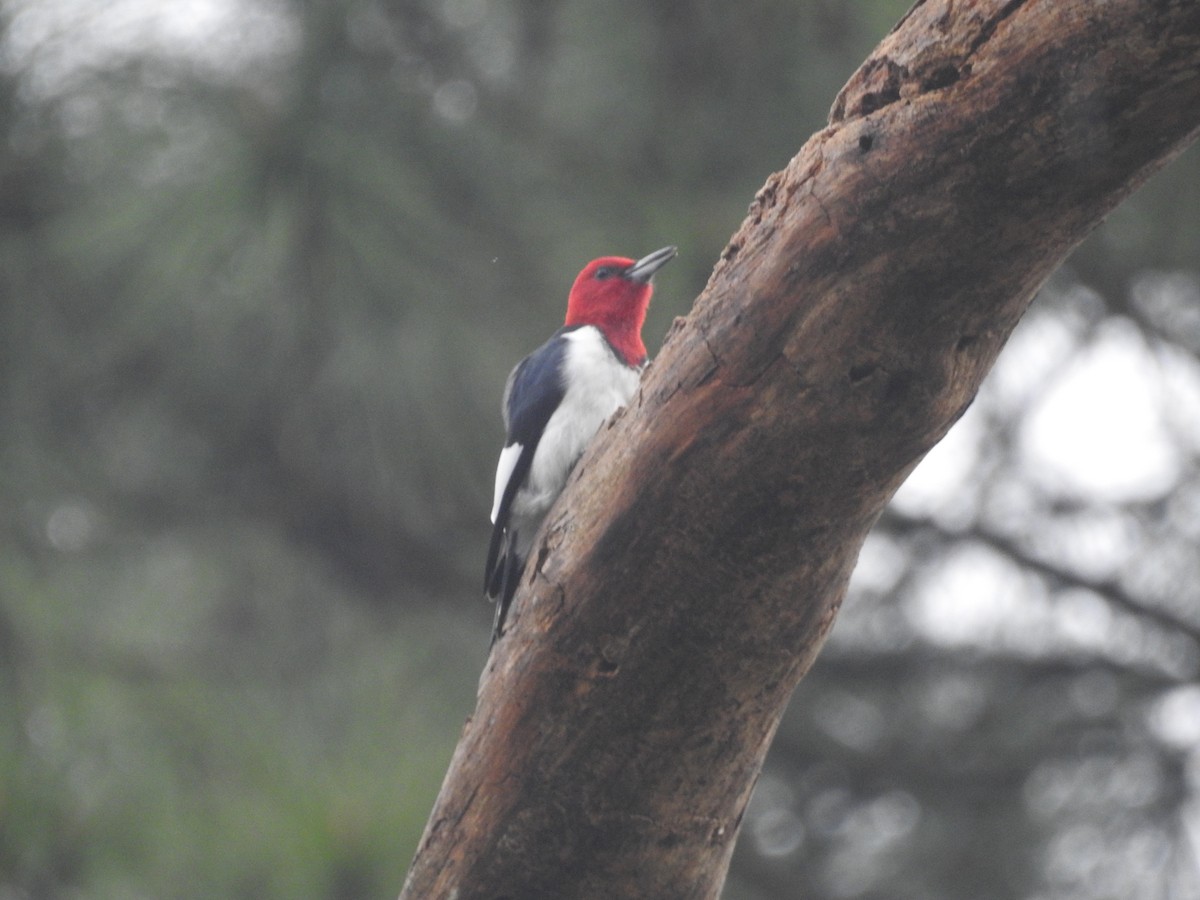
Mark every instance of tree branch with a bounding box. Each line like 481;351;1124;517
881;507;1200;649
401;2;1200;897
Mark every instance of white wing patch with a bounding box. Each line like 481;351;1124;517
491;442;524;524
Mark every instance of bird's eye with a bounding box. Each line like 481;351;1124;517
593;267;614;280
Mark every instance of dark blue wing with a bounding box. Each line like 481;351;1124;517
484;328;574;598
502;327;576;445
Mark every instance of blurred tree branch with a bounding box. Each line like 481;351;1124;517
401;2;1200;897
882;508;1200;648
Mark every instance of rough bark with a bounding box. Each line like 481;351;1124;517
400;2;1200;898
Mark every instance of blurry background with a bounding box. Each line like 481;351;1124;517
0;1;1197;898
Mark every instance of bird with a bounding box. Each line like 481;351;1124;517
484;245;677;643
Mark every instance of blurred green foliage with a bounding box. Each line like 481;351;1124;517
0;1;1198;898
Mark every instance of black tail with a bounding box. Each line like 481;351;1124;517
484;442;536;643
489;539;522;646
484;522;505;595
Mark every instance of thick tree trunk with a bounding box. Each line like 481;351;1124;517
400;2;1200;898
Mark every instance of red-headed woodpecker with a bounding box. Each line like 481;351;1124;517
485;245;677;642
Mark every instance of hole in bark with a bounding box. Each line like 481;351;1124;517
858;88;899;116
849;362;878;382
858;133;874;153
597;657;619;676
921;64;961;92
956;333;979;351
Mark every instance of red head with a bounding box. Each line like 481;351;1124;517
564;245;676;367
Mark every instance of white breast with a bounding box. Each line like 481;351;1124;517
511;326;641;536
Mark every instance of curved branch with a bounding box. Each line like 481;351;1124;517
401;2;1200;897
